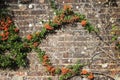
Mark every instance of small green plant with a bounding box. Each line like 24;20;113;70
50;0;57;10
55;68;61;74
48;77;52;80
111;25;118;41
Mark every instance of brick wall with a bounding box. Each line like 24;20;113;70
0;0;120;80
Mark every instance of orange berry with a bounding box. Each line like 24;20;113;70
5;32;9;36
88;73;94;79
8;20;12;24
61;67;69;75
44;23;53;30
1;21;5;26
81;20;87;27
1;33;5;38
63;4;72;11
46;65;53;72
14;28;19;32
4;27;8;31
2;36;8;41
43;58;48;62
43;55;48;59
33;42;39;47
7;17;12;24
50;67;55;73
26;34;32;40
81;69;88;75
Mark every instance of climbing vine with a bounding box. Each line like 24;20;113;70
0;0;119;80
0;2;95;79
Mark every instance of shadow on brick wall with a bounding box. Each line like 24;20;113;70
103;0;118;7
0;0;9;18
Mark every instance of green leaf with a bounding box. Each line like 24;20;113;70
40;27;47;38
55;68;61;74
50;0;57;10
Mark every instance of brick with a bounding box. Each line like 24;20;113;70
13;11;31;15
12;76;23;80
31;10;46;15
36;4;49;9
63;52;73;58
27;71;43;76
9;4;19;10
15;72;27;76
57;0;77;3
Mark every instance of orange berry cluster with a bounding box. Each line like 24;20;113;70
44;23;53;30
61;67;70;75
42;55;55;75
63;4;72;11
0;17;19;41
81;69;94;80
42;54;72;76
26;34;39;48
43;5;87;31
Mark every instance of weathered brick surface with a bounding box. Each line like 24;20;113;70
0;0;120;80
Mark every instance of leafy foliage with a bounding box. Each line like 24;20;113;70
50;0;57;10
0;1;96;80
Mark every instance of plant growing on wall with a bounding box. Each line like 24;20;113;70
0;0;119;80
0;2;95;79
